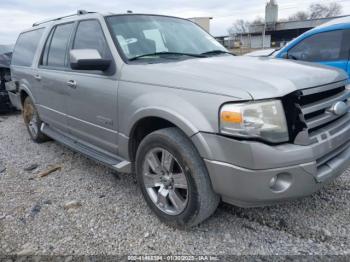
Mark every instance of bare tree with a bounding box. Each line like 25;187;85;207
228;19;250;37
286;1;342;21
309;2;342;19
251;16;264;25
288;11;309;21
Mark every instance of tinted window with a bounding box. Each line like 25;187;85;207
12;29;44;66
288;30;347;62
42;23;74;67
73;20;109;58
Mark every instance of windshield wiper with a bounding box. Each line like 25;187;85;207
129;52;206;61
201;50;234;56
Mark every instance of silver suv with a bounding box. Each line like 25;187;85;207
8;11;350;228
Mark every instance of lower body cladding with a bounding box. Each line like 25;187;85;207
192;117;350;207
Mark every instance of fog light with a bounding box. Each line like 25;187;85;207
269;173;292;193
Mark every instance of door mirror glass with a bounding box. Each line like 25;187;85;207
70;49;111;71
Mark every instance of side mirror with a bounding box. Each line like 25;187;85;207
70;49;111;71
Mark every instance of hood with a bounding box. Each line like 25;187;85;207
244;49;276;57
121;55;347;100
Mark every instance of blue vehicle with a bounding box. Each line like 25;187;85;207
276;16;350;77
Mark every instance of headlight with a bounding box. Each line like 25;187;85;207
220;100;289;143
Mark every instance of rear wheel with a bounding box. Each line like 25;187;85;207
136;127;219;228
23;96;49;143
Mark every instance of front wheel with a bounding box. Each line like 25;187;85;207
135;127;219;228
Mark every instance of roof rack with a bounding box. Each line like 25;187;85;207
32;10;95;27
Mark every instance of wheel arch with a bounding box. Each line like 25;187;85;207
127;108;202;162
19;85;36;106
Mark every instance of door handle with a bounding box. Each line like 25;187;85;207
67;80;77;89
34;74;41;81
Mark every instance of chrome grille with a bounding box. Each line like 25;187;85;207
298;82;350;134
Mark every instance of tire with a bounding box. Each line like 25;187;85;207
135;127;219;228
22;96;50;143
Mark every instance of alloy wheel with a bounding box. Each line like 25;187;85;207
23;101;39;137
142;147;189;215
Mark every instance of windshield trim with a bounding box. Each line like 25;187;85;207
129;51;207;61
104;14;226;64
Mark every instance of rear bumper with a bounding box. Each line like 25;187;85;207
192;116;350;207
7;91;21;110
0;90;12;112
5;81;22;110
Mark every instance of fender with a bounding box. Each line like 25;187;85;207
123;92;219;138
116;89;229;161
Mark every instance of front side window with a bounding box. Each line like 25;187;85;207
12;28;44;67
72;20;110;59
106;15;227;61
41;23;74;68
288;30;347;62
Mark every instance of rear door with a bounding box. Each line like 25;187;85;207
65;19;118;155
287;30;349;73
36;22;75;133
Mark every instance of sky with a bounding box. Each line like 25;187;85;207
0;0;349;44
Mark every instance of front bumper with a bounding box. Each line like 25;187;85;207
192;116;350;207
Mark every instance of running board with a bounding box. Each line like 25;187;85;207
41;123;131;173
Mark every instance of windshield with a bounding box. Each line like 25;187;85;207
106;15;227;61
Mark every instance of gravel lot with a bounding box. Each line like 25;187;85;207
0;113;350;256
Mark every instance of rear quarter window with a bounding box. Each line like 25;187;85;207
12;28;44;67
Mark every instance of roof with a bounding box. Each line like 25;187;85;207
31;11;190;28
32;10;99;27
315;15;350;29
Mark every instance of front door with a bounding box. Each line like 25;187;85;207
36;22;75;133
65;19;118;155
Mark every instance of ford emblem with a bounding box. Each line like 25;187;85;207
328;101;348;116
